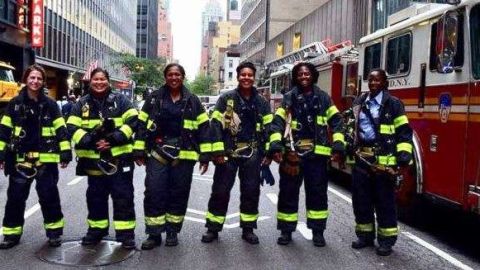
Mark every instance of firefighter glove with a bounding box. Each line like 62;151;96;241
260;164;275;186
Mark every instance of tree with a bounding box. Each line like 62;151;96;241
114;53;166;95
189;74;216;95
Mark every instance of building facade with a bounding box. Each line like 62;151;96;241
0;0;36;81
32;0;137;99
208;20;240;85
200;0;223;74
157;0;173;62
137;0;158;59
222;47;240;90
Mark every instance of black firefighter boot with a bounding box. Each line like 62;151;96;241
376;243;393;256
0;236;20;249
241;228;259;245
312;230;326;247
141;235;162;250
165;232;178;247
277;231;292;245
48;236;62;247
351;238;374;249
201;230;218;243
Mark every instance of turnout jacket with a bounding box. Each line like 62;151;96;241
67;89;138;165
133;85;211;163
269;86;345;156
351;90;413;166
210;87;273;156
0;88;72;166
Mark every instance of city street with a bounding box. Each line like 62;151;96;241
0;162;478;269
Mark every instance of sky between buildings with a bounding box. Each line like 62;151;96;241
170;0;227;80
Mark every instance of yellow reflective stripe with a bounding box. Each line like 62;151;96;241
1;115;13;128
256;122;261;132
41;127;55;136
206;211;225;224
114;220;136;230
263;113;273;125
277;212;298;222
378;155;397;165
332;132;346;144
325;105;339;120
316;116;327;125
14;126;22;136
179;150;199;160
66;115;82;127
44;218;65;230
112;117;123;127
133;140;145;150
240;213;259;222
265;142;270;151
314;145;332;156
88;219;109;229
211;110;223;122
200;143;212;153
197;112;209;125
111;144;133;157
52;117;66;130
184;119;197;130
138;111;149;122
380;124;395;134
81;119;102;129
378;226;399;237
59;140;71;151
166;213;184;223
119;124;133;139
0;140;6;151
397;142;413;153
72;129;87;144
76;149;100;159
394;115;409;128
275;107;286;120
270;132;282;143
39;153;60;163
122;108;138;122
145;215;166;226
2;226;22;235
147;120;154;130
212;142;224;151
306;210;329;220
355;223;374;232
291;120;299;130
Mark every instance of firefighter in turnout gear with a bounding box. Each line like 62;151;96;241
269;62;345;247
67;68;138;250
134;64;210;250
201;62;273;244
349;69;413;256
0;65;71;249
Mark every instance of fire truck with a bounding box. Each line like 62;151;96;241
358;0;480;214
0;61;21;112
263;40;358;112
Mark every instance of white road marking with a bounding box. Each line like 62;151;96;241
67;176;84;186
187;208;206;216
298;222;313;240
266;193;278;204
402;232;474;270
226;212;240;219
184;216;206;224
326;185;473;270
0;203;41;235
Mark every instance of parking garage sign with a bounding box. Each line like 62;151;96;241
30;0;44;48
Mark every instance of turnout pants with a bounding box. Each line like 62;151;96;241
277;156;329;233
352;163;398;246
205;152;261;232
144;157;195;235
2;164;64;240
86;163;135;241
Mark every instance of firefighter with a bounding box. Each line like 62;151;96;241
349;68;413;256
133;63;210;250
269;62;345;247
201;62;273;244
0;64;71;249
66;67;138;250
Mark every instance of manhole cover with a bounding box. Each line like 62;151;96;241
36;239;136;267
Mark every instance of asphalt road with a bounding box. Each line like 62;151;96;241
0;161;478;269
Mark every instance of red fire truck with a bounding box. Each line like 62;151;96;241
262;40;358;112
358;0;480;214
